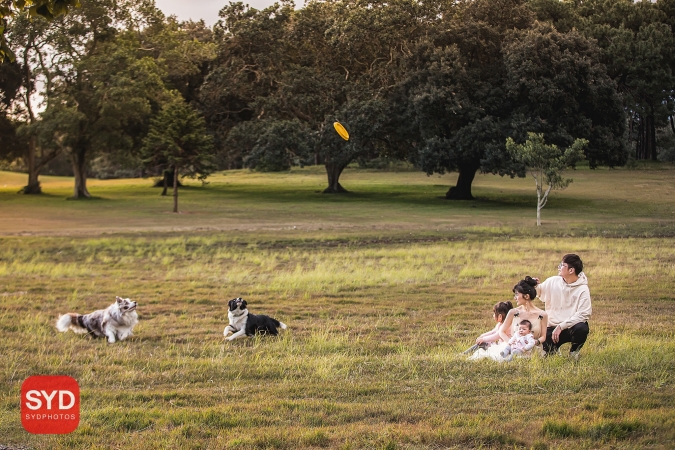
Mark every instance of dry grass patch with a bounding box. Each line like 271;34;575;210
0;235;674;448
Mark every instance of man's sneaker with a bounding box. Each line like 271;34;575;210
569;350;581;361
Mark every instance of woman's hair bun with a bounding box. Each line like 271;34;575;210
524;276;538;287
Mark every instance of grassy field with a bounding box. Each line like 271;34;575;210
1;163;674;237
1;164;674;449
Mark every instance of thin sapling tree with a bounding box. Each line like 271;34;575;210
141;95;214;213
506;132;586;226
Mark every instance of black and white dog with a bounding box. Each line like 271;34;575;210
223;297;287;341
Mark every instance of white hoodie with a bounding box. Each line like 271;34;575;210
537;272;592;330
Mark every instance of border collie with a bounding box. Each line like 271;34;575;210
56;296;138;343
223;297;287;341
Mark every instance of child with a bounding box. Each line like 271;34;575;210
500;319;536;361
463;301;513;354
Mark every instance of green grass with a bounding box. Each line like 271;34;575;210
1;163;674;238
0;164;674;449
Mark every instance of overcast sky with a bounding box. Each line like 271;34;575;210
154;0;285;26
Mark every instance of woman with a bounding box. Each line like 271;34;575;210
469;276;548;361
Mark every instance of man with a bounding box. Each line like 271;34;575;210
536;254;591;358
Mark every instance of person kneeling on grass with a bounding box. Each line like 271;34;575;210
463;301;513;354
535;254;591;359
500;319;536;361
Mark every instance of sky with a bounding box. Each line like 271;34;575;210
154;0;282;26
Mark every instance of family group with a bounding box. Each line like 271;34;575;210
466;253;592;361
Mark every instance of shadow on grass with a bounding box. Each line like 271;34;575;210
204;182;600;213
66;196;108;201
0;191;66;200
543;419;644;441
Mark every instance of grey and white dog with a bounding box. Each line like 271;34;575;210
56;296;138;343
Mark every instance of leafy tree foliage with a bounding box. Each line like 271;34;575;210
5;12;62;193
399;0;624;199
0;59;23;165
4;0;217;198
503;22;627;168
202;0;431;192
1;0;79;62
228;119;315;172
41;0;168;198
507;132;586;226
531;0;675;161
138;16;216;105
3;0;669;206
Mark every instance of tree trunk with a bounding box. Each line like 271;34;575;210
535;176;551;227
21;138;42;194
71;150;91;199
536;185;542;227
446;162;479;200
323;161;349;193
636;116;644;159
153;169;182;194
635;114;658;160
648;114;657;161
173;165;179;213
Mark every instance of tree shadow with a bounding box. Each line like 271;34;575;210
203;182;600;213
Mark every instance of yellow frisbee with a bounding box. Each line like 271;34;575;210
333;121;349;141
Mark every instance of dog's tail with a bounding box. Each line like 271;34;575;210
56;313;86;333
277;320;287;330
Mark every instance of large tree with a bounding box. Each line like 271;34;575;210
202;0;430;192
530;0;675;160
4;12;63;193
399;0;533;200
502;22;627;168
138;16;217;189
42;0;167;198
400;0;627;199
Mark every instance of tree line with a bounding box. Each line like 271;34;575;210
1;0;674;200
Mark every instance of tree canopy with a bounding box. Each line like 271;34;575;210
1;0;673;203
1;0;80;62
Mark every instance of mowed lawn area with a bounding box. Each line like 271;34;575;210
1;163;674;237
0;165;674;449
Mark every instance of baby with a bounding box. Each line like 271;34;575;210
500;319;536;361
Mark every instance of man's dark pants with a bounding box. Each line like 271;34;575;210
543;322;589;354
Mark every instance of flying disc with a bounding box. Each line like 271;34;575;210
333;121;349;141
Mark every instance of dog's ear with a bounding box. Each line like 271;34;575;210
116;296;123;303
241;300;247;309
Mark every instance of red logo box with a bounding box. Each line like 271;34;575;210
21;376;80;434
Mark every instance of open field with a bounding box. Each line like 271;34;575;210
1;163;674;237
1;165;674;449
